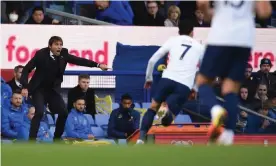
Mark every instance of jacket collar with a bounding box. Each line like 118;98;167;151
71;108;84;115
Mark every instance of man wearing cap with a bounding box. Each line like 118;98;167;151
254;58;276;98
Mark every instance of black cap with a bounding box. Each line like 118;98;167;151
260;58;272;66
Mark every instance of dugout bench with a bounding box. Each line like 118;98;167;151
128;123;276;146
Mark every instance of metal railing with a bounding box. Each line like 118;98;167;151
45;8;114;25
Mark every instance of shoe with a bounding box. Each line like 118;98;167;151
207;105;227;143
136;139;145;145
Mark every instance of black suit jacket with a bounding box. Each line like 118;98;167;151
20;47;99;94
67;85;96;117
7;78;22;92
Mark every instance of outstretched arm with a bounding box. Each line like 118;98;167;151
145;38;172;82
64;48;109;70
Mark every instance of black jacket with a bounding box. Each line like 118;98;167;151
7;78;22;92
254;71;276;97
20;47;99;94
67;85;96;117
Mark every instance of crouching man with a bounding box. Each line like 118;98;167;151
64;97;94;140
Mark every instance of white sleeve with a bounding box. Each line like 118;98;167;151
198;44;205;67
145;38;172;82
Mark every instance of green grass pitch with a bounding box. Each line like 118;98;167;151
2;144;275;166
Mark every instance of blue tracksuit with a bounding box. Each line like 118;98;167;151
1;105;27;139
96;1;134;25
64;109;93;139
18;117;53;142
2;98;29;114
1;77;12;100
108;107;140;139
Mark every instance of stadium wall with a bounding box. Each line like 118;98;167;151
1;25;276;83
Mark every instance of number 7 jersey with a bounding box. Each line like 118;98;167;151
146;35;204;89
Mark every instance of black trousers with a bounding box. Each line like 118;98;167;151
29;88;68;140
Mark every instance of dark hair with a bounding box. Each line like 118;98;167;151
121;94;132;101
32;6;44;15
261;100;272;110
240;85;248;90
178;20;195;35
147;1;158;7
14;65;24;72
48;36;63;46
246;63;253;69
74;97;86;103
12;89;22;95
78;74;90;81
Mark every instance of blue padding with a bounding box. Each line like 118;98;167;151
112;43;166;102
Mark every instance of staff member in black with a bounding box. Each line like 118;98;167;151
20;36;109;141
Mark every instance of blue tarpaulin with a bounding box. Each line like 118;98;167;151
112;42;167;102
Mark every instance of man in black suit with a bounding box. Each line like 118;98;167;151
20;36;109;141
7;65;24;92
67;74;96;119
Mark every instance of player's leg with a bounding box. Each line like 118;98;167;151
196;46;231;142
161;83;191;126
137;78;173;143
218;47;251;145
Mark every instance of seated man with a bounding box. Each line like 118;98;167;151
1;90;27;139
245;101;276;134
67;74;96;118
108;94;140;139
64;97;94;140
18;106;53;142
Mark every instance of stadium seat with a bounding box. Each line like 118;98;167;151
84;114;96;126
118;139;127;145
46;114;55;126
142;102;151;109
174;114;192;123
1;139;13;144
91;126;105;138
95;114;110;127
112;103;120;110
54;114;58;123
134;102;141;108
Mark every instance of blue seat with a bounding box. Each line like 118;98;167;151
84;114;96;126
134;102;141;108
95;114;110;127
1;139;13;144
142;102;151;109
174;114;192;123
91;126;105;138
46;114;55;126
112;103;120;110
118;139;127;145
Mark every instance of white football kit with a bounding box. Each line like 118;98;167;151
145;35;204;89
207;0;256;48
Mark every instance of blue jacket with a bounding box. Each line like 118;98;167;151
1;105;27;139
64;109;93;139
245;114;276;134
1;77;12;100
18;117;53;142
96;1;134;25
2;99;29;114
108;107;140;139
